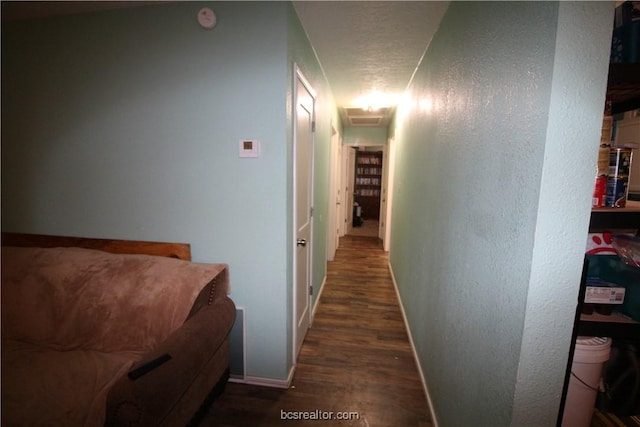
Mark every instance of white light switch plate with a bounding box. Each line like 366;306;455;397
239;139;260;158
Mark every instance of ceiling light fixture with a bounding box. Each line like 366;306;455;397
353;91;399;111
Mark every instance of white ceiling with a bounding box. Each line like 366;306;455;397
2;0;450;127
293;1;449;127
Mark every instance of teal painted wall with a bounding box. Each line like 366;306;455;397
511;3;614;423
343;127;388;146
389;2;612;425
2;1;334;382
286;1;338;364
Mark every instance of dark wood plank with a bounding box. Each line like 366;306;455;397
204;235;433;427
1;232;191;261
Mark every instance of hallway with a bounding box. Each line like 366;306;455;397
204;235;433;426
347;220;379;238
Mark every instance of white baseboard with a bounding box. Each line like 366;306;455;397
311;275;327;321
234;277;326;391
387;262;439;427
228;364;296;390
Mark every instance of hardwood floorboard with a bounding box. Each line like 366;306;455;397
203;235;433;427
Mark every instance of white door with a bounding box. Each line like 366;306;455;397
294;69;315;358
339;145;349;237
379;146;388;241
345;147;356;235
327;127;341;261
384;138;396;252
335;135;343;246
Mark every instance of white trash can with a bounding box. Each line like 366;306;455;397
562;336;612;427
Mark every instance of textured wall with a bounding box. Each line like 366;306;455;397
389;2;612;425
511;2;614;424
343;127;388;146
2;1;333;382
287;2;339;368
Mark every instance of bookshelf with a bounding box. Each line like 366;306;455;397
354;151;383;220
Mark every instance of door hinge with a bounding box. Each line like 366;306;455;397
309;285;313;296
310;207;314;217
312;121;316;132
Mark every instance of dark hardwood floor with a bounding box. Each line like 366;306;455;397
203;235;433;427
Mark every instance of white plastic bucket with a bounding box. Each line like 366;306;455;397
562;336;612;427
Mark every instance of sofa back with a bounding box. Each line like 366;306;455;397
1;246;227;353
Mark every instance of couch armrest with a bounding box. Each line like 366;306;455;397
104;296;236;427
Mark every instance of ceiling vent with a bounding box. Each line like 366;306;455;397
350;117;383;126
340;106;394;128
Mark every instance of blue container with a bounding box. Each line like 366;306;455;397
605;177;628;208
586;254;640;322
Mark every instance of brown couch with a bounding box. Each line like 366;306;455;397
1;240;235;426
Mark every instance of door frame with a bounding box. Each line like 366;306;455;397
344;143;388;241
383;137;395;252
339;143;348;238
378;144;389;241
327;125;341;261
344;146;357;236
292;64;316;361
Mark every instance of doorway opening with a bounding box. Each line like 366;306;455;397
349;146;385;239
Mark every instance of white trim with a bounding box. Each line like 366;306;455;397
295;66;317;98
326;125;341;262
229;365;296;389
378;145;388;242
383;137;396;253
311;274;327;323
388;261;439;427
344;146;357;236
292;63;316;364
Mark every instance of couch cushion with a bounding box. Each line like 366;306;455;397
1;246;227;353
1;339;141;426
